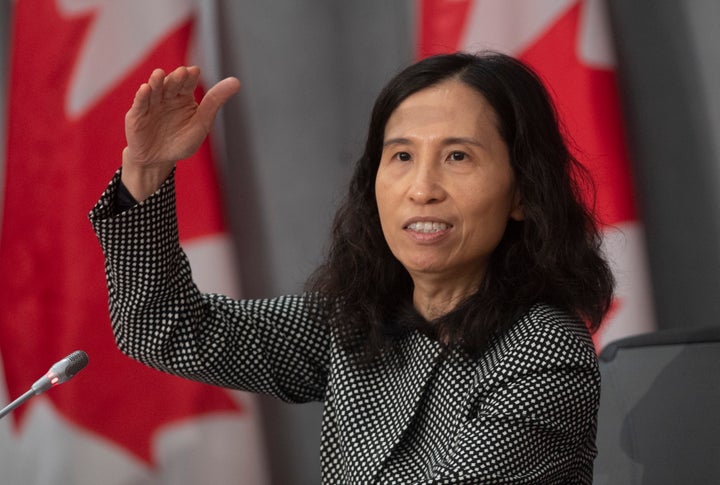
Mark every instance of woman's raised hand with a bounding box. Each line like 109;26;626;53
121;66;241;201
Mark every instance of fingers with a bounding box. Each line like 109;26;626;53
196;76;241;126
163;66;200;100
129;83;151;115
127;68;166;118
178;66;201;96
137;66;213;106
148;68;165;105
162;68;187;99
127;66;239;133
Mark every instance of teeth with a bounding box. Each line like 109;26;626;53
406;221;449;233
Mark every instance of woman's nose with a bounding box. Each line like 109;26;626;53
408;163;446;204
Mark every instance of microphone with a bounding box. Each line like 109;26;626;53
0;350;89;420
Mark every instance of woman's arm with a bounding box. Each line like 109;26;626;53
90;170;330;403
89;66;332;401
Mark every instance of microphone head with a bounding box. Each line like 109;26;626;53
64;350;89;378
32;350;89;395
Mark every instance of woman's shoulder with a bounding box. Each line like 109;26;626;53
479;303;598;378
518;303;595;347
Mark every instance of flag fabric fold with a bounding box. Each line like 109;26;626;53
0;0;267;483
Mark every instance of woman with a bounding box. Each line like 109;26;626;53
90;52;614;483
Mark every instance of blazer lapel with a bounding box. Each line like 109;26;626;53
339;330;443;483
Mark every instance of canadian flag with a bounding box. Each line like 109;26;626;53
0;0;267;483
419;0;656;348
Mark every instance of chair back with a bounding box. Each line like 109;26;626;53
594;326;720;484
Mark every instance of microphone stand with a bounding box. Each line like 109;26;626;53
0;389;36;420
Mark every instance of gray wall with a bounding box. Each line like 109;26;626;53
2;0;720;483
212;2;414;482
608;0;720;331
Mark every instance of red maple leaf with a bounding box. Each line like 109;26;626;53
0;0;241;464
516;1;638;227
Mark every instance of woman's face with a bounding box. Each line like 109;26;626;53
375;79;523;292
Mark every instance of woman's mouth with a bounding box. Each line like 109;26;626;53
405;221;451;233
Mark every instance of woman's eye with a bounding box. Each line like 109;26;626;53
396;152;411;161
448;151;467;161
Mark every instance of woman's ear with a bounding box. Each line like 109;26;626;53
510;189;524;221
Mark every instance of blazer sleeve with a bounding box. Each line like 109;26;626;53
431;310;600;484
88;169;329;403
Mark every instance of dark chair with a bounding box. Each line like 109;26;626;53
594;326;720;484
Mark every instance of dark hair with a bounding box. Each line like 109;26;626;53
307;51;614;358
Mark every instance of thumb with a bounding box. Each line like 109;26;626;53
196;76;241;125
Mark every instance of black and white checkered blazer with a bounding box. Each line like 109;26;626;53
90;171;600;484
